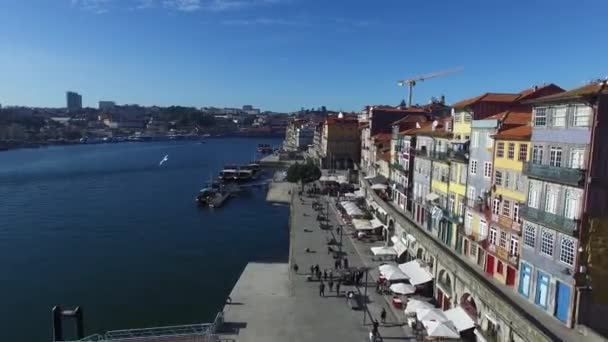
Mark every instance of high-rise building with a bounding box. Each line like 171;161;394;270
66;91;82;112
98;101;115;111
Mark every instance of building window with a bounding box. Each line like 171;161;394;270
459;164;467;184
528;183;540;208
497;261;504;274
560;237;575;266
534;107;547;126
470;160;478;175
513;203;520;223
573;105;590;127
492;198;500;215
518;144;528;161
550;147;562;167
502;199;511;217
467;186;476;204
470;243;477;257
479;219;488;237
508;143;515;160
504;172;511;188
510;237;519;256
450;164;458;182
495;170;503;186
464;113;472;123
553;106;567;127
499;231;508;249
545;188;558;214
564;191;580;220
541;229;554;257
484;162;492;178
571;149;585;169
532;145;543;164
490;227;498;245
472;132;479;148
465;213;473;233
524;223;536;248
497;142;505;158
486;132;493;148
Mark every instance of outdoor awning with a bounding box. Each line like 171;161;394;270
390;283;416;295
398;260;433;286
444;306;476;332
340;201;365;217
376;206;388;216
391;236;408;257
352;219;374;230
423;320;460;339
425;193;440;202
484;313;498;326
371;183;388;190
319;176;330;181
371;246;397;256
367;175;387;185
378;264;408;281
406;234;416;244
354;189;365;198
370;218;384;229
404;298;433;315
417;308;448;322
337;175;348;184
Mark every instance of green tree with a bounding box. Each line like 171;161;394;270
286;161;321;190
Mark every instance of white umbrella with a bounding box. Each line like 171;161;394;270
404;298;434;315
390;283;416;295
378;264;408;281
423;320;460;339
417;308;448;322
371;183;388;190
371;246;397;256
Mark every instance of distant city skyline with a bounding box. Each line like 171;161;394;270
0;0;606;112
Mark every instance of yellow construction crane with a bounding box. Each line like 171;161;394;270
398;67;463;107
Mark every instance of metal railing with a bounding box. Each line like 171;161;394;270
520;205;577;235
63;313;223;342
522;162;585;187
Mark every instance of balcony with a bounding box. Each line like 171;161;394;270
523;162;586;188
448;149;469;163
391;162;408;175
520;205;577;235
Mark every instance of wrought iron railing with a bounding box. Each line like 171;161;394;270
520;205;577;235
523;162;585;187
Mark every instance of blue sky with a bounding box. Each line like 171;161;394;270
0;0;606;112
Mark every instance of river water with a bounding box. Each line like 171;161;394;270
0;138;289;341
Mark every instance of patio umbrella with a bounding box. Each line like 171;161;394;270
404;298;434;315
371;183;388;190
423;320;460;339
417;308;448;323
389;283;416;295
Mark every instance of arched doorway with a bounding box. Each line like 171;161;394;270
437;270;453;310
416;248;424;259
460;293;478;321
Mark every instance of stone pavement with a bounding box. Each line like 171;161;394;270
219;189;413;342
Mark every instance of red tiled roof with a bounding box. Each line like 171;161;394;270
372;133;392;142
484;111;531;125
452;93;520;109
526;81;608;103
325;118;358;125
494;125;531;141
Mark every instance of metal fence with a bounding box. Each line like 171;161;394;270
63;313;224;342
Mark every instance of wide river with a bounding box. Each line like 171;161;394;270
0;138;289;341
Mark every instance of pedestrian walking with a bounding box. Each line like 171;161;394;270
336;226;341;235
319;282;325;297
329;279;334;292
293;263;299;274
380;308;386;324
336;281;341;295
317;270;322;281
372;320;379;336
344;257;349;269
329;270;333;279
310;265;315;276
334;259;339;269
323;270;328;281
315;264;320;274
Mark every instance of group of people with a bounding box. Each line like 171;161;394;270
333;256;349;269
313;264;342;297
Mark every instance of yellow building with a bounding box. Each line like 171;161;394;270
487;120;531;287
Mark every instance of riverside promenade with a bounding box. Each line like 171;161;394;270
220;185;413;342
